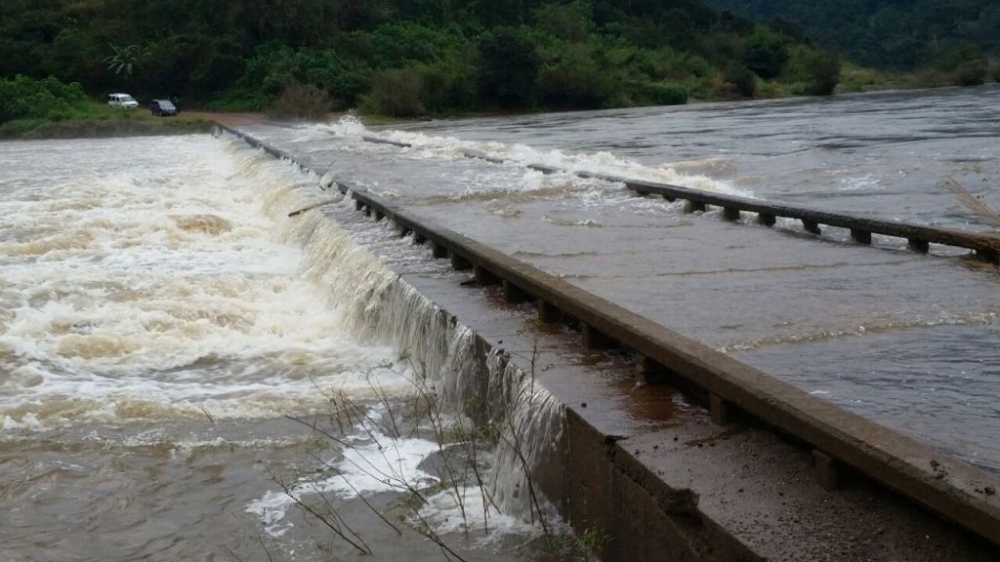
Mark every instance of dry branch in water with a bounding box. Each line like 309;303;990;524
942;177;1000;228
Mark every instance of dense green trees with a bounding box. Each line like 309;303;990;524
0;0;854;116
478;27;542;108
0;76;89;125
705;0;999;74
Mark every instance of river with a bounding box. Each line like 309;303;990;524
0;136;555;561
1;85;999;561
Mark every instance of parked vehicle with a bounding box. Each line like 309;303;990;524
107;93;138;108
149;99;178;116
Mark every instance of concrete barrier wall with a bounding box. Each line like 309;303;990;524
218;124;1000;552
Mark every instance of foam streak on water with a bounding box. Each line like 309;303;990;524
308;116;751;199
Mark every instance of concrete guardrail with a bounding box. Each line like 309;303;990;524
360;134;1000;264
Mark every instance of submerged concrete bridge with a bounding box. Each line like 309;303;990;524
221;124;1000;561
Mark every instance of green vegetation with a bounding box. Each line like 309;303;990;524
0;75;209;139
704;0;1000;86
268;81;332;120
0;0;853;120
5;0;993;124
0;75;89;125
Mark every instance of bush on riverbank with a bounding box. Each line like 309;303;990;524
721;63;758;98
0;75;89;125
361;68;428;117
268;81;332;119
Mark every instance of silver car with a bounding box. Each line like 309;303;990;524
107;93;139;108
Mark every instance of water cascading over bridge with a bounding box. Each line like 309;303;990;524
215;88;1000;561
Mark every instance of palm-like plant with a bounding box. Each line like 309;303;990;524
103;43;143;80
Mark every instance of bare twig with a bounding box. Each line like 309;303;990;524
304;449;404;536
253;532;276;562
266;467;373;555
288;198;343;217
198;404;216;424
942;177;1000;228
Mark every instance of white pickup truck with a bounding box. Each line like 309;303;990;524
107;93;139;108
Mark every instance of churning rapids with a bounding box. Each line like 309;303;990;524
1;85;999;560
0;136;562;561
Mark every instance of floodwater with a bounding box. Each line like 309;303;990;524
0;137;553;561
234;84;1000;474
2;85;998;561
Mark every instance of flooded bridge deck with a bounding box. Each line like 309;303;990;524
230;111;1000;477
220;110;1000;558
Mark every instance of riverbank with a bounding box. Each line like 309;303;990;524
0;81;213;140
0;117;212;140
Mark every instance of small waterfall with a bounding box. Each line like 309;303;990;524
484;351;565;521
232;141;566;525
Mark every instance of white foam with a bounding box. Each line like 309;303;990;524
0;136;409;428
838;173;883;192
246;405;442;537
415;486;544;545
245;403;547;543
318;117;752;199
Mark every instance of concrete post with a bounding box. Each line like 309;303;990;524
908;239;930;253
539;300;562;323
975;249;999;264
802;220;821;235
503;280;526;303
451;254;472;271
710;393;733;426
636;356;668;384
813;450;843;491
686;201;707;213
474;265;499;285
582;325;610;349
758;213;776;227
851;229;872;245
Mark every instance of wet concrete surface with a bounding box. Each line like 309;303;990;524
315;196;1000;561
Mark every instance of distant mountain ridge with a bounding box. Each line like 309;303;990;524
703;0;1000;69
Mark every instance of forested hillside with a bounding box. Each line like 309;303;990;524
704;0;999;72
0;0;845;116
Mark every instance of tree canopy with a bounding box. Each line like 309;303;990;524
0;0;854;115
704;0;1000;71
